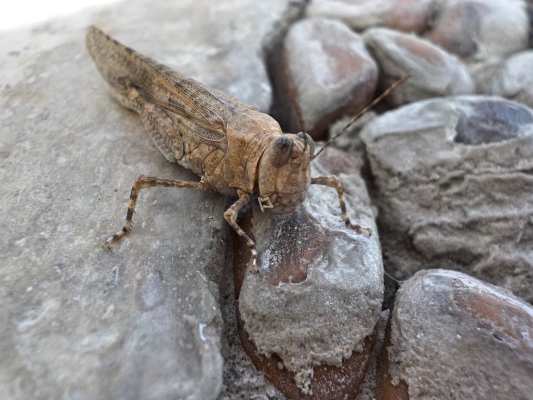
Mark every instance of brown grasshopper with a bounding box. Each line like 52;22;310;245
86;26;410;271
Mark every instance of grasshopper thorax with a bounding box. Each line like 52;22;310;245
257;132;315;214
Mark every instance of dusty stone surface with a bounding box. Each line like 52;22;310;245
0;0;304;399
491;50;533;109
387;269;533;400
239;147;384;394
306;0;436;33
361;96;533;303
270;18;378;140
363;27;475;106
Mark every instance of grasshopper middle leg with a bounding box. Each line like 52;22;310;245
311;176;372;235
103;175;211;248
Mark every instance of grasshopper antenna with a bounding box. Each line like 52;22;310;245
312;72;414;160
286;57;309;152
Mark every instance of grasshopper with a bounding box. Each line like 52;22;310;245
86;26;410;271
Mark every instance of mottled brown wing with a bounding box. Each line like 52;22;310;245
86;26;256;143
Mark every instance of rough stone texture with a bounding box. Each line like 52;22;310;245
361;96;533;303
306;0;436;33
363;27;475;106
270;18;378;140
239;147;384;394
385;269;533;400
491;50;533;109
0;0;304;399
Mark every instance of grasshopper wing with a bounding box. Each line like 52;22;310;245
86;26;256;149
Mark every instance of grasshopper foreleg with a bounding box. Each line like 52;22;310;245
103;175;211;248
223;191;259;274
311;176;372;235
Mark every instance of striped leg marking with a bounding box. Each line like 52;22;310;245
311;176;372;235
103;175;210;248
223;192;259;274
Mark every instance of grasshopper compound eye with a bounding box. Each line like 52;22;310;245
271;136;293;167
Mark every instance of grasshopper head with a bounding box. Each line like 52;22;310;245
257;132;315;214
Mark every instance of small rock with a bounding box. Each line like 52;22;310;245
363;27;475;106
306;0;436;33
361;96;533;303
270;18;378;140
491;50;533;109
430;0;529;61
379;269;533;400
235;147;384;398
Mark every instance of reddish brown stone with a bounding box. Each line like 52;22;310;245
269;19;377;140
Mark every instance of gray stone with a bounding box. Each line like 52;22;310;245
0;0;304;399
491;50;533;109
270;18;378;139
239;147;384;393
363;27;475;106
361;96;533;303
306;0;436;33
388;269;533;400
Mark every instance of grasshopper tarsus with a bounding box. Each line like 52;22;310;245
102;229;129;249
345;220;373;236
249;253;259;275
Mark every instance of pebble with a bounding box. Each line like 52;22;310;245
379;269;533;399
430;0;529;61
270;18;378;140
491;50;533;109
363;27;475;106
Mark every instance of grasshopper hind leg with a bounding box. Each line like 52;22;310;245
103;175;211;248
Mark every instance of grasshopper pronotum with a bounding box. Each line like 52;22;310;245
86;26;410;271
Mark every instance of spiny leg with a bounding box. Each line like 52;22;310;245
223;191;259;274
103;175;211;248
311;176;372;235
